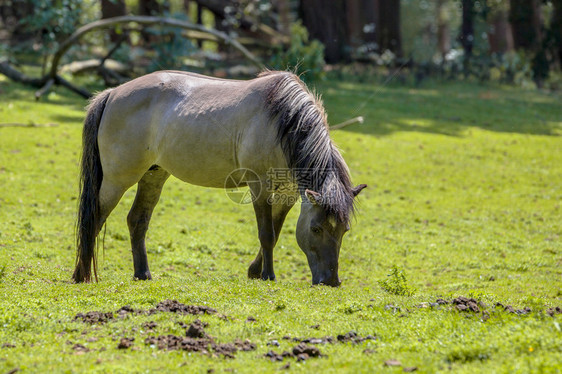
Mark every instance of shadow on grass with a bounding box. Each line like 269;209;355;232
320;81;562;137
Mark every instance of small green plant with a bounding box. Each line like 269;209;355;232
378;265;416;296
269;21;325;82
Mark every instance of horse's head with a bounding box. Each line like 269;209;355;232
296;184;367;287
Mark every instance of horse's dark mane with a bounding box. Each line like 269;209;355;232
261;70;355;225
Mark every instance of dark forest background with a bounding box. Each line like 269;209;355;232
1;0;561;93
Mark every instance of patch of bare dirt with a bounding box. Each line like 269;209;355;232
186;319;208;338
118;337;134;349
144;335;255;358
74;311;114;324
72;343;90;353
453;297;481;313
116;305;142;317
547;307;561;316
281;331;375;345
430;297;541;316
74;300;218;326
264;343;323;362
142;321;158;330
145;335;211;353
495;303;532;315
144;319;255;358
283;336;335;344
337;331;377;344
149;300;217;315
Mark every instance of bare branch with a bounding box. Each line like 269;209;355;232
0;59;47;87
49;15;265;80
0;122;59;128
35;79;55;100
330;116;364;130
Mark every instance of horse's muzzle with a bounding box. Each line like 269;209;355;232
313;276;342;287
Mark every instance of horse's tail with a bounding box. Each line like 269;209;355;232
73;89;112;283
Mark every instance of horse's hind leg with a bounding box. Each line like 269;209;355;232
127;166;170;280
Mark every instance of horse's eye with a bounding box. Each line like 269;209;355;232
311;226;322;234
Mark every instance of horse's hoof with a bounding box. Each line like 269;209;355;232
134;271;152;280
261;273;276;281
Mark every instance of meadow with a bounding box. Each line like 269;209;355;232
0;75;561;373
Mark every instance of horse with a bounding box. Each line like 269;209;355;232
72;70;366;287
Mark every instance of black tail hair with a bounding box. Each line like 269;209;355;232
72;89;112;283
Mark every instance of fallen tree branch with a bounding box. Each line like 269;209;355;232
0;122;59;128
0;59;47;87
60;59;128;75
49;15;265;81
1;58;93;99
1;16;265;99
34;78;55;100
330;116;364;130
55;75;92;99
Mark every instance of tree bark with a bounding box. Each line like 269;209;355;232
0;0;34;43
362;0;378;45
460;0;474;58
101;0;127;42
346;0;362;50
509;0;540;50
436;0;451;59
300;0;348;63
488;8;513;54
551;0;562;67
509;0;548;87
377;0;402;57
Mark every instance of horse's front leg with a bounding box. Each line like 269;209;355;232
251;196;276;281
248;194;296;280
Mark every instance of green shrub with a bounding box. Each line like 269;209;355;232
378;265;416;296
269;21;325;82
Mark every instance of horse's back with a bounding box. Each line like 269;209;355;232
97;71;285;188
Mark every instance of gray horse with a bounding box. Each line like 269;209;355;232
73;70;366;286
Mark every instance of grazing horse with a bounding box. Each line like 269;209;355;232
73;70;366;286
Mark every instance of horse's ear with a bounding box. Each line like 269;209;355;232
305;189;321;205
352;184;367;197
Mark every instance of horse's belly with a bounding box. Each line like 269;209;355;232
154;130;237;188
158;151;236;188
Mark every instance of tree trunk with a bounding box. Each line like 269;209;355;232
509;0;548;87
139;0;162;16
101;0;127;42
377;0;402;58
0;0;34;44
460;0;474;58
346;0;362;50
300;0;348;63
552;0;562;67
362;0;378;45
509;0;540;50
488;8;513;54
276;0;291;36
436;0;451;60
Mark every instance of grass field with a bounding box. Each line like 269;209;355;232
0;75;561;373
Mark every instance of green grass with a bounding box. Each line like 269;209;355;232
0;76;561;373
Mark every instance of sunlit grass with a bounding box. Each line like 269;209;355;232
0;76;561;372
